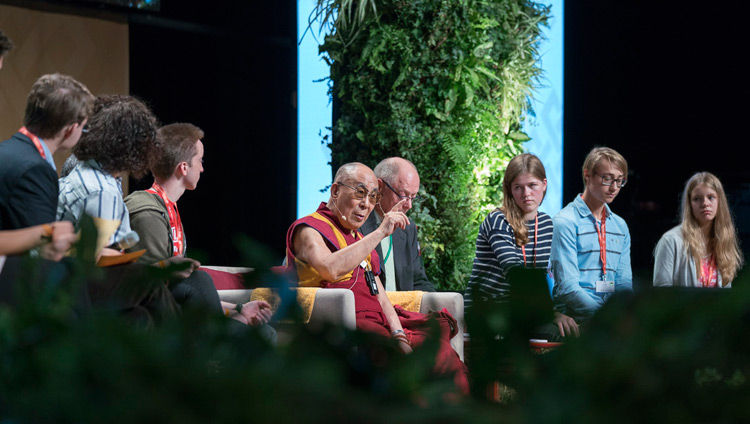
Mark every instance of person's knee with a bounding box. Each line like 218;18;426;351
171;270;221;312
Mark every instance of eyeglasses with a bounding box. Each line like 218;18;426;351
594;172;627;188
338;182;382;204
383;180;422;202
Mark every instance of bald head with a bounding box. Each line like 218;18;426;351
373;157;418;184
373;157;420;216
328;162;379;230
334;162;371;184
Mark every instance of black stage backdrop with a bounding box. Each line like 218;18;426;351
128;0;297;267
565;0;750;290
132;0;750;278
7;0;748;278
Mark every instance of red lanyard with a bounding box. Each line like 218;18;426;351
521;214;539;267
595;213;607;279
18;127;47;160
146;183;184;256
699;255;717;288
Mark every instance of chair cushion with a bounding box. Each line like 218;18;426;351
386;290;424;313
200;267;245;290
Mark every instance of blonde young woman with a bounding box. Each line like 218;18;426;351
465;153;577;338
654;172;743;287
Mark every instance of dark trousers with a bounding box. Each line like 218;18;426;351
0;255;91;317
88;263;180;326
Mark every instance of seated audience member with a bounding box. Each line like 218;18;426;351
0;75;177;324
56;95;217;318
0;222;76;260
285;162;468;394
360;157;435;292
124;123;273;331
1;222;78;305
0;74;92;230
0;222;97;317
464;153;577;339
549;147;633;326
653;172;743;288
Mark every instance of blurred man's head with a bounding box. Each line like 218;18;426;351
373;157;420;216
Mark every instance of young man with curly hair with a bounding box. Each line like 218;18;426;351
57;94;158;247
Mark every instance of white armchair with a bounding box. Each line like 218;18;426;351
204;267;464;360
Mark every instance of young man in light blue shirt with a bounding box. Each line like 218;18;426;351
549;147;633;332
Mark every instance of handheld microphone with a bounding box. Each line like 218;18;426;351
333;199;347;221
110;231;140;250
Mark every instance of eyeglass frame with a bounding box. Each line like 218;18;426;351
336;181;382;204
382;180;422;202
592;171;627;188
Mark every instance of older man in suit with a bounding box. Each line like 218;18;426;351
360;157;435;292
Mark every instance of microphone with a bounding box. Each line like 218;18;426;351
333;199;347;221
110;231;140;250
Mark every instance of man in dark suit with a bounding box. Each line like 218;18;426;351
0;73;93;230
360;157;435;292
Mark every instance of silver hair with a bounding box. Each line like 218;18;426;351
373;157;417;183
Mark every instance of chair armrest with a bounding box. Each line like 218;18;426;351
307;288;356;330
420;292;465;362
218;289;253;304
201;265;254;274
217;288;356;331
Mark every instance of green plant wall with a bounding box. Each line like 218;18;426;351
316;0;550;290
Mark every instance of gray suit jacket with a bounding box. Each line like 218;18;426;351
361;212;435;291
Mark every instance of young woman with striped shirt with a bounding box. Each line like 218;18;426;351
465;153;577;338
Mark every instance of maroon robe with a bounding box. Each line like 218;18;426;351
284;203;469;394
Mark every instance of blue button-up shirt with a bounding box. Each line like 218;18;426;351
57;159;131;246
549;195;632;321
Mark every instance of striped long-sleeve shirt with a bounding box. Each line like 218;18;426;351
464;209;553;309
57;159;131;246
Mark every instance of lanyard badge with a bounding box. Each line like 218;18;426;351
146;183;184;256
594;215;614;293
521;214;539;267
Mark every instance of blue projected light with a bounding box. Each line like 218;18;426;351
524;0;564;216
297;0;333;218
298;1;564;218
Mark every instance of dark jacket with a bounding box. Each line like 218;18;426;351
0;132;58;230
360;212;435;292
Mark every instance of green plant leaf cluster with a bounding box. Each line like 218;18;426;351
317;0;550;290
